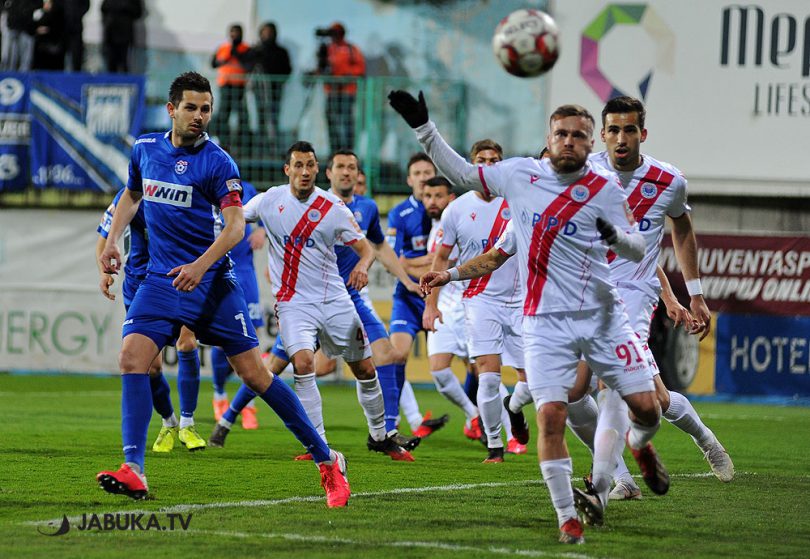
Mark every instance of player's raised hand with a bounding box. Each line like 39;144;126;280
422;304;443;332
99;273;116;301
347;266;369;291
420;270;450;295
388;90;429;128
99;242;121;274
168;261;205;292
690;296;712;341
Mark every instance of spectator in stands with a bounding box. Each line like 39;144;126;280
354;168;367;196
211;24;252;149
101;0;143;73
316;22;365;151
32;0;64;70
1;0;38;71
64;0;89;71
253;21;291;145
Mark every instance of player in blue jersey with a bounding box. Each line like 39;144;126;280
96;190;205;452
209;150;421;455
96;71;350;507
385;153;450;438
209;177;266;430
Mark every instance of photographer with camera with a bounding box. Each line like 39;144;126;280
313;22;365;151
211;24;253;149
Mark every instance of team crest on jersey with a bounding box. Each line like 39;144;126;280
500;207;511;220
640;183;658;199
470;212;477;221
571;185;590;202
308;209;322;222
174;160;188;175
354;210;363;222
226;179;242;192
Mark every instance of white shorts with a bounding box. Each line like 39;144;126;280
276;299;371;363
618;286;660;375
464;299;524;369
427;303;469;358
524;304;655;407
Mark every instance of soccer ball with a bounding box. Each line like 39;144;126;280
492;9;559;78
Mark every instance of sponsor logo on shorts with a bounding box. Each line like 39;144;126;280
174;160;188;174
571;184;590;202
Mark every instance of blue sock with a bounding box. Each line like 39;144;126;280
224;384;257;424
378;363;400;432
149;372;174;419
121;374;153;473
394;363;406;396
211;346;232;396
178;350;200;419
258;375;331;463
464;369;478;406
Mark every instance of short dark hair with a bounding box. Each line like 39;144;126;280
260;22;277;34
406;152;436;174
469;139;503;161
423;176;452;193
549;104;595;128
286;141;317;164
601;95;646;129
230;24;243;34
168;72;212;107
327;149;360;169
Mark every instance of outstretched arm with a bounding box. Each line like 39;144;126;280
373;241;420;294
420;246;511;295
347;238;374;291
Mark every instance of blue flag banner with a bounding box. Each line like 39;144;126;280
0;71;145;193
0;73;32;191
715;313;810;397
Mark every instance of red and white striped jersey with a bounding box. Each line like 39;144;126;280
590;151;689;298
477;157;637;315
427;218;462;312
440;191;521;306
243;186;363;304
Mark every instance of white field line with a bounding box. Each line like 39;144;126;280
699;413;788;422
27;472;739;527
177;528;600;559
0;391;121;398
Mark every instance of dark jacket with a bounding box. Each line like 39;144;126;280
101;0;143;45
254;39;291;77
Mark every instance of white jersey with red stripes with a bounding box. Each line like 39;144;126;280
590;151;689;298
440;191;522;306
476;157;637;315
427;218;462;312
243;185;363;304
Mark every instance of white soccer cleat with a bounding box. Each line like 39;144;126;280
702;441;735;482
608;479;642;501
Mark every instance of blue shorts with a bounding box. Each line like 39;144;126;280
122;274;146;310
270;334;290;362
389;286;425;338
234;266;263;328
349;288;388;344
123;272;258;356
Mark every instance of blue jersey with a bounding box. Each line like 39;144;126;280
127;131;241;279
386;194;431;294
226;180;258;271
335;194;384;283
97;188;149;280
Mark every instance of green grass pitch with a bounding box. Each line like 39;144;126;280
1;373;809;558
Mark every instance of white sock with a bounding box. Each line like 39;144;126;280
218;418;233;429
213;392;227;401
566;394;598;454
245;398;256;409
593;388;629;504
540;458;577;527
431;368;477;420
294;372;327;442
664;390;716;448
627;418;660;450
400;380;423;431
356;374;387;441
510;380;533;410
162;413;179;428
499;382;512;435
179;416;194;429
477;372;504;448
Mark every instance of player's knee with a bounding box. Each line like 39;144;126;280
349;359;375;380
292;355;315;374
536;402;567;438
626;394;660;426
148;363;162;377
119;349;146;374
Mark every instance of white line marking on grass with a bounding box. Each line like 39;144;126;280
700;413;787;422
0;391;121;398
27;472;753;527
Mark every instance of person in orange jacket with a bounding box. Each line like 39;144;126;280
211;24;253;147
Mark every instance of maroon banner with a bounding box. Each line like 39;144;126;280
659;234;810;316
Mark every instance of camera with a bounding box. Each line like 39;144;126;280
314;27;334;38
